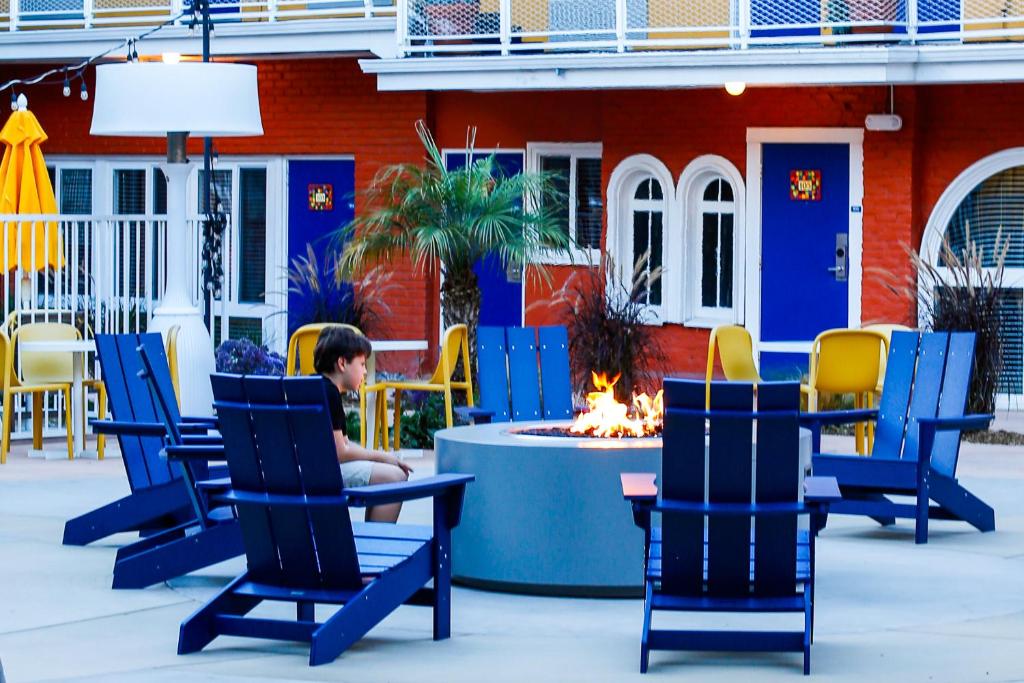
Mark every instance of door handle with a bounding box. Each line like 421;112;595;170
831;233;848;282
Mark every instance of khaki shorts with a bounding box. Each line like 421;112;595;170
340;459;374;488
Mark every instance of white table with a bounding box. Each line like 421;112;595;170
364;339;428;449
20;339;98;460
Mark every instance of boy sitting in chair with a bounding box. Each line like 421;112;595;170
315;326;413;523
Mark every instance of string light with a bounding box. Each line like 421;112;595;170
80;79;88;101
9;91;16;111
62;70;71;97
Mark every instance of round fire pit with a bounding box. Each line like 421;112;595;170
435;420;661;597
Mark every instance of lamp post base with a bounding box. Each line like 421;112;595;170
148;307;216;417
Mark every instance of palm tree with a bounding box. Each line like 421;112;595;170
335;120;574;360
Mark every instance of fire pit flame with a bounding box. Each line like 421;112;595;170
569;371;663;438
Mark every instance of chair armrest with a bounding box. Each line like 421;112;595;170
621;472;658;503
178;423;214;435
90;419;166;437
653;499;814;517
181;434;223;446
196;477;231;491
804;476;841;504
343;473;475;508
454;406;493;424
799;409;878;427
180;415;218;427
161;444;226;462
918;414;994;433
214;490;349;508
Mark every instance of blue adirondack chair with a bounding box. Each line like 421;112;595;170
804;331;995;544
461;325;573;423
97;338;241;589
622;379;840;675
173;372;474;666
62;333;222;547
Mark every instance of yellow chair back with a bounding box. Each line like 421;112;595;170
0;330;15;390
13;323;79;385
862;323;912;392
166;325;181;407
428;324;469;385
808;329;889;395
286;322;364;376
707;325;760;381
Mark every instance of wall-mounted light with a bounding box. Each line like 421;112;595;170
161;52;181;65
724;81;746;96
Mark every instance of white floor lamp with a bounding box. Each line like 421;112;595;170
90;61;263;415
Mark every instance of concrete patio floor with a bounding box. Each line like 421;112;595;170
1;434;1023;682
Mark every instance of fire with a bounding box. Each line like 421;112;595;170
570;371;663;438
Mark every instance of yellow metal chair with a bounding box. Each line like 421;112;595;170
862;323;913;394
369;323;473;452
705;325;761;408
1;323;107;462
165;325;182;408
286;322;371;445
801;329;889;455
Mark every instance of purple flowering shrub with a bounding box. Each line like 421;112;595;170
215;339;286;376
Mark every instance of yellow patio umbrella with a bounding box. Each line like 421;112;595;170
0;96;62;271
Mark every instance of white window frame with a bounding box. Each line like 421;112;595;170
527;142;603;265
606;154;675;324
675;154;746;328
921;147;1024;409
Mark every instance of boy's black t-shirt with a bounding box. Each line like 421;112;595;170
322;376;347;437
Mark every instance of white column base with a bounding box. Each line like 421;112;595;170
149;308;216;417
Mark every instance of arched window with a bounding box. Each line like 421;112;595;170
629;176;665;306
923;151;1024;402
607;154;674;321
676;155;745;327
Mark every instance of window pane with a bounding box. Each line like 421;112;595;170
238;169;267;304
113;169;146;214
634;178;650;201
59;169;92;214
720;212;734;308
152;169;167;215
576;158;602;249
649;210;662;306
198;170;233;214
701;212;719;307
541;155;571;240
703;179;720;201
650;178;663;200
632;210;650;303
944;166;1024;267
720;180;734;202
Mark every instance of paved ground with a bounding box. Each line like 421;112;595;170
0;433;1022;683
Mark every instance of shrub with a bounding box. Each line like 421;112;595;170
530;252;666;402
215;338;286;376
397;391;448;450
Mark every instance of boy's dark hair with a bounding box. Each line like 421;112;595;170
313;326;372;374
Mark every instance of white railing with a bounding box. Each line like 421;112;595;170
0;213;232;440
398;0;1024;56
0;0;394;31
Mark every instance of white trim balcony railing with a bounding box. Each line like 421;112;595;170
397;0;1024;56
0;0;393;32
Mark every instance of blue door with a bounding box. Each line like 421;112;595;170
287;159;355;335
443;151;524;328
759;143;850;379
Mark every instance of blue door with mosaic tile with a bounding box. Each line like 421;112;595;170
759;143;852;379
287;159;355;336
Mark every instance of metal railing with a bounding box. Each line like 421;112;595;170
0;0;394;31
0;213;232;440
398;0;1024;56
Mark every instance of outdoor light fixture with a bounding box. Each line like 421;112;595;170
90;61;263;414
161;51;181;64
724;81;746;96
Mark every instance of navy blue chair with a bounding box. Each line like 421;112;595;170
623;379;839;675
174;373;474;666
804;331;995;543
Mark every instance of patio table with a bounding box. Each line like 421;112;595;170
365;339;428;449
20;339;97;460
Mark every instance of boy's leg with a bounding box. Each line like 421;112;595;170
365;462;409;523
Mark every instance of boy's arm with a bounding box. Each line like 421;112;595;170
333;430;413;474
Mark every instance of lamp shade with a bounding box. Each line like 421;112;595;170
90;62;263;137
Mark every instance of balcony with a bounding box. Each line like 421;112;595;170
0;0;398;60
357;0;1024;90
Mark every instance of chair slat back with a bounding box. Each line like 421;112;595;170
872;331;920;460
661;379;707;595
662;379;803;599
507;327;542;421
95;333;176;490
537;326;573;420
753;382;801;596
476;326;511;422
931;332;976;477
211;374;364;590
902;332;950;462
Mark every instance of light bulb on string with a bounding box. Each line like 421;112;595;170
80;80;88;101
62;71;71;97
9;91;17;111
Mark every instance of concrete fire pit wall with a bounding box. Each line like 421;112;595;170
434;421;662;597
